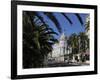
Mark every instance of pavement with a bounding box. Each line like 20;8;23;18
47;61;89;67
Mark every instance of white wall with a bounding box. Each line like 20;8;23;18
0;0;99;80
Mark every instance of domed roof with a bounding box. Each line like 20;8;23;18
60;33;66;40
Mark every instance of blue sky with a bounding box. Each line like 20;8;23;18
38;12;89;39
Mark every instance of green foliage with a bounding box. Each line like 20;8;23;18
23;11;86;68
23;11;58;68
79;32;89;53
68;33;79;55
67;32;89;61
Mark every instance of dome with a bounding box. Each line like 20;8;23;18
60;33;66;40
59;33;67;47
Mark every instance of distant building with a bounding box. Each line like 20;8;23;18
47;15;90;65
48;33;69;63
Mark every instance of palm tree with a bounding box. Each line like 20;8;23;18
67;33;79;61
23;12;58;68
85;15;90;32
78;32;89;62
23;11;84;68
78;32;89;53
69;33;79;54
25;11;83;33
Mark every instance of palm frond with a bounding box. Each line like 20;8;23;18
34;12;46;25
43;12;62;33
42;31;58;36
61;13;73;24
75;13;83;25
25;11;35;27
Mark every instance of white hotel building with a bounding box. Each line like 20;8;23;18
47;33;71;63
47;15;90;64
